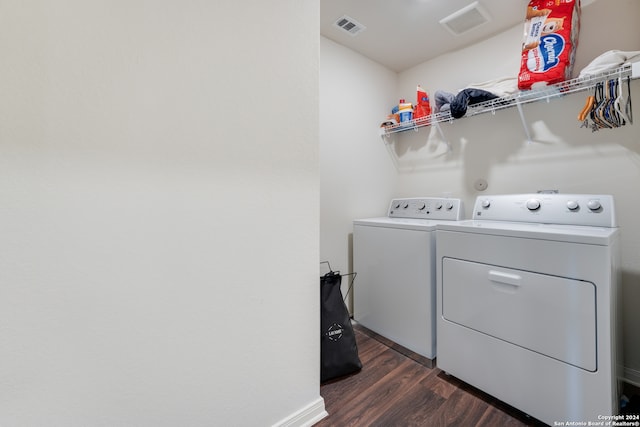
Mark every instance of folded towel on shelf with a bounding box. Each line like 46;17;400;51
464;77;519;98
578;50;640;78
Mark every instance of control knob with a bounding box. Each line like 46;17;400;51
481;199;491;208
446;202;454;210
418;202;426;210
587;199;601;211
567;200;579;211
526;199;541;211
435;202;443;210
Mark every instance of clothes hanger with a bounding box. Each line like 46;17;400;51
594;81;614;129
578;93;595;129
579;73;633;132
589;82;606;130
614;75;630;125
618;76;633;124
603;79;620;128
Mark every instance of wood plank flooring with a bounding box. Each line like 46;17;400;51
316;323;546;427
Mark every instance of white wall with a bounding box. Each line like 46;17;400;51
320;0;640;385
0;2;323;426
319;37;397;292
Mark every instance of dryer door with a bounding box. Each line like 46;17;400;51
441;257;596;371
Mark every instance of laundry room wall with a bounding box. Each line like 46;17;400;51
320;37;398;293
320;0;640;386
0;1;322;426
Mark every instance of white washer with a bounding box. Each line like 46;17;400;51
436;193;621;425
353;197;463;361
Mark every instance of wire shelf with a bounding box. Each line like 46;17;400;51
381;64;636;136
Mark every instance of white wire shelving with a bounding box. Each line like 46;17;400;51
380;63;638;141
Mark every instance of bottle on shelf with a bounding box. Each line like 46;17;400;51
413;85;432;125
398;98;413;124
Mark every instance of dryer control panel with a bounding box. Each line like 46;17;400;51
472;193;616;227
388;197;463;220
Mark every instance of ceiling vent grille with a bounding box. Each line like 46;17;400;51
439;2;491;36
334;15;366;36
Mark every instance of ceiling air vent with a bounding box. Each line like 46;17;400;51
440;1;491;36
334;15;366;36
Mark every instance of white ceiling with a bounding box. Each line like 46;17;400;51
320;0;531;72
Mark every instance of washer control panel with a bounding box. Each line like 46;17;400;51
473;193;616;227
388;197;464;220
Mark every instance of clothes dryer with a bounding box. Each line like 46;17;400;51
353;197;463;362
436;193;621;425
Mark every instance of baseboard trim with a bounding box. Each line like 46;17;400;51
272;396;328;427
623;367;640;388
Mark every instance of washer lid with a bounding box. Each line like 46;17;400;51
436;219;618;245
354;216;443;231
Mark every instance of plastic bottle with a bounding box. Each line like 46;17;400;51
414;85;432;123
398;99;413;123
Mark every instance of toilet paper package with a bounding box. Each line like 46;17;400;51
518;0;581;90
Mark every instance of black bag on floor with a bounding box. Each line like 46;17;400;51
320;271;362;383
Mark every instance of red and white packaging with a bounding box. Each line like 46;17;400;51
518;0;581;90
414;85;432;123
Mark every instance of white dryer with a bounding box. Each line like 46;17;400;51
436;193;621;425
353;197;463;361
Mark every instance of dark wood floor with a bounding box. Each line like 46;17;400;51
316;323;547;427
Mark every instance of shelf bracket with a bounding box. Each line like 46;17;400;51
380;127;392;144
515;100;532;144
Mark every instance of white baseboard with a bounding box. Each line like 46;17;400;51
623;367;640;388
272;397;328;427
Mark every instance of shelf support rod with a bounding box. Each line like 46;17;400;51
433;121;451;152
515;101;532;143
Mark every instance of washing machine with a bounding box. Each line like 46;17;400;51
353;197;463;361
436;193;621;425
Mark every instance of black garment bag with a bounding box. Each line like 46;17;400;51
320;271;362;383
